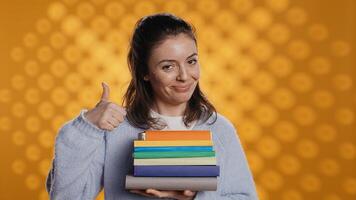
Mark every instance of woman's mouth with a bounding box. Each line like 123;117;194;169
172;84;191;92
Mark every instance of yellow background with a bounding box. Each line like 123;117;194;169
0;0;355;200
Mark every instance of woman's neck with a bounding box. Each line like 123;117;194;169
151;101;187;116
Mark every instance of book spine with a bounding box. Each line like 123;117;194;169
144;130;212;141
125;175;218;191
133;151;215;159
134;165;220;177
133;157;217;166
134;140;213;147
134;146;214;152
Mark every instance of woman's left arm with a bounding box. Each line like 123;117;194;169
195;119;259;200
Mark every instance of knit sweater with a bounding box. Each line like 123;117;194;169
46;109;259;200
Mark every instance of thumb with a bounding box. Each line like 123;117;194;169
100;82;110;102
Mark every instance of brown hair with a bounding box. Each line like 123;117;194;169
123;13;217;129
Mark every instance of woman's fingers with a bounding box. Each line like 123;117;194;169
129;189;157;198
183;190;196;197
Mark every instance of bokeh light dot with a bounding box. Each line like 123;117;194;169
24;60;40;77
248;7;273;30
257;135;281;159
296;139;319;159
265;0;289;13
318;158;340;176
335;108;354;125
11;102;27;118
105;2;125;19
50;32;67;49
338;142;355;160
25;116;41;133
38;130;54;148
51;87;70;106
286;7;307;26
37;73;55;91
288;39;311;60
308;24;328;41
50;59;69;78
250;71;276;94
91;16;111;35
277;154;301;175
289;72;313;93
64;45;82;64
230;0;254;15
308;56;331;75
314;124;337;142
268;55;293;77
24;87;41;105
37;46;54;63
343;178;356;194
25;174;40;190
12;130;26;146
48;2;67;21
38;101;55;120
299;174;322;192
36;18;52;34
25;144;41;162
293;106;317;126
10;46;25;62
260;170;284;191
12;159;26;175
0;88;12;103
312;90;335;108
249;39;274;62
331;40;351;57
282;189;303;200
61;15;83;36
76;2;95;20
270;87;296;110
253;103;279;126
332;74;353;91
239;119;262;142
23;32;39;48
267;23;290;45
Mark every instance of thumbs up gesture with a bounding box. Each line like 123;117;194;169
84;82;127;131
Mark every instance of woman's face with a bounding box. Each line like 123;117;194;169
145;33;200;106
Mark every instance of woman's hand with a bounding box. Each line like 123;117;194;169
129;189;196;200
84;82;127;131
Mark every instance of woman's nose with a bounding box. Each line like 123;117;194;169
176;65;188;81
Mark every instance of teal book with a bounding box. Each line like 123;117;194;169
133;151;215;159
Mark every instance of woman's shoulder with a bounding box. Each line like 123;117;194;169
204;112;235;130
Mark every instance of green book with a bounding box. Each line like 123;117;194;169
133;151;215;159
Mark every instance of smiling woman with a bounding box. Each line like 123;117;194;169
46;13;258;200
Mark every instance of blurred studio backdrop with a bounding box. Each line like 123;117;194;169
0;0;355;200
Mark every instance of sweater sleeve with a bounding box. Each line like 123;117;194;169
46;109;106;200
195;115;259;200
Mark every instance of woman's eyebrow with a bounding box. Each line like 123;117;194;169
155;53;197;66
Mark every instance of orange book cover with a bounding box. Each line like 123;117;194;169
140;130;212;141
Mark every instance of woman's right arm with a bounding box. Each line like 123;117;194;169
46;109;107;200
46;83;126;199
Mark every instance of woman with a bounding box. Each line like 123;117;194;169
46;13;258;200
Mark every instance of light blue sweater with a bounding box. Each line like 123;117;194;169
46;109;258;200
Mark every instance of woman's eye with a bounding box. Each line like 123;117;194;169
188;59;197;65
162;65;173;70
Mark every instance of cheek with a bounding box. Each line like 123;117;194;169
191;67;200;80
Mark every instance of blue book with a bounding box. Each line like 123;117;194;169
134;146;213;152
134;165;220;177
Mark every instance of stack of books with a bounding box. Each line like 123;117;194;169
125;130;219;191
